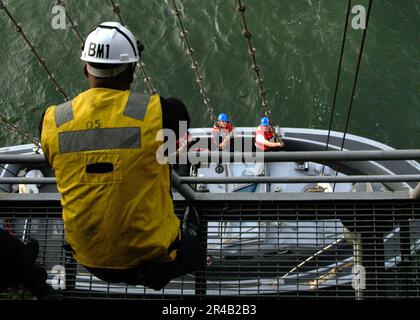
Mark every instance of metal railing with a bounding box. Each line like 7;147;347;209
0;196;419;300
1;150;420;201
1;150;420;299
2;149;419;164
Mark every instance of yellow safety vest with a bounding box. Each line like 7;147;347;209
41;88;180;269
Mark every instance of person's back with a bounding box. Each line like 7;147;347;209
42;88;179;268
41;22;203;289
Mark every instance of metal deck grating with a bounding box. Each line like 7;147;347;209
1;198;419;300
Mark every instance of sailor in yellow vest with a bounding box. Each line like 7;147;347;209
40;22;204;290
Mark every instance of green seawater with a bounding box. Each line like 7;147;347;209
0;0;419;148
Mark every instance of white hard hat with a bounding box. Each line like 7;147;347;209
81;22;140;64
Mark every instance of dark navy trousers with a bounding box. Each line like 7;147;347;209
86;223;205;290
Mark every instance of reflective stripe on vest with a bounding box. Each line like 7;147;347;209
42;89;180;269
124;92;150;120
55;100;74;127
59;127;141;153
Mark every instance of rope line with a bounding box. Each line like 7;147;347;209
236;0;270;118
55;0;85;45
110;0;125;26
322;0;352;175
333;0;373;191
278;238;345;282
0;0;69;101
0;115;41;147
339;0;373;152
108;0;157;94
0;0;64;147
170;0;217;122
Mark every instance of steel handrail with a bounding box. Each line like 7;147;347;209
1;149;420;164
